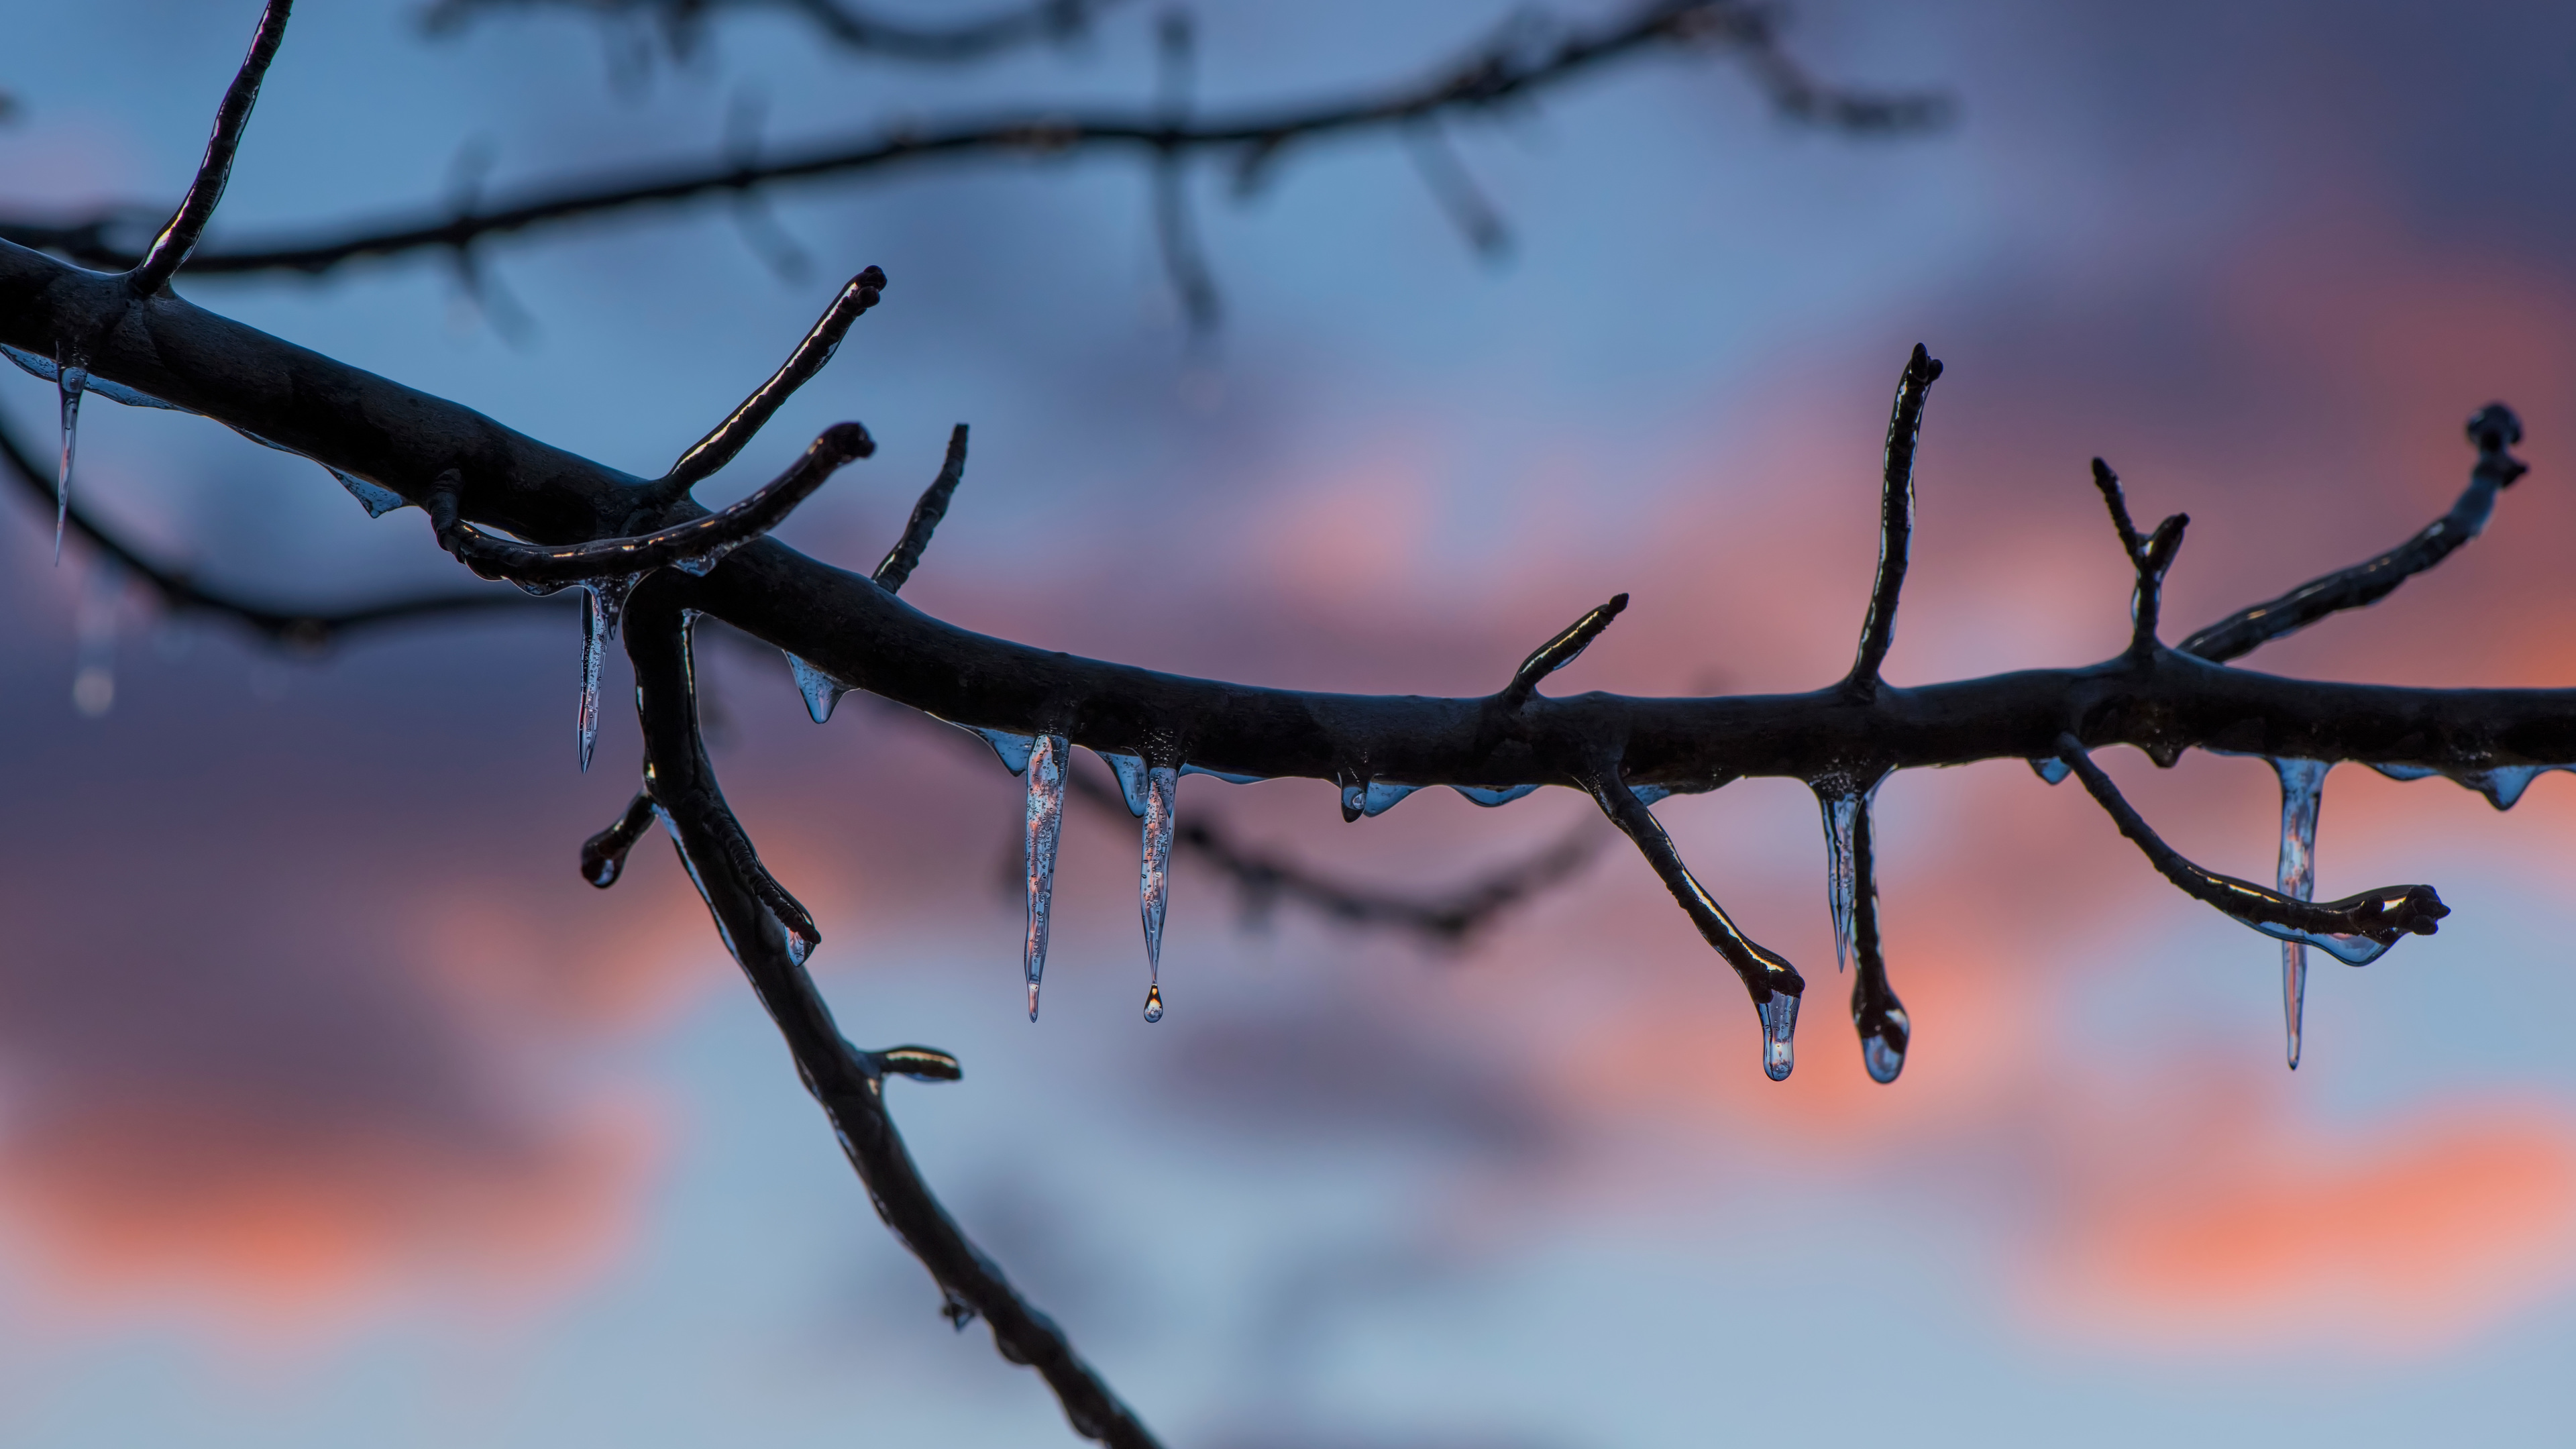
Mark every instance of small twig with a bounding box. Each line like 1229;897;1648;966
424;0;1128;64
873;423;968;592
1588;766;1802;1006
1498;593;1627;712
1845;343;1941;697
2180;404;2528;663
1843;789;1908;1081
1403;117;1512;259
655;268;884;501
580;790;661;886
128;0;294;297
2053;733;2447;961
2088;458;2187;655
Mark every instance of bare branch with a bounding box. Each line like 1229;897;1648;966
873;423;968;592
128;0;294;297
2053;732;2447;965
655;268;883;500
2180;403;2528;663
1498;593;1628;712
3;1;1947;279
424;0;1129;64
1845;342;1941;696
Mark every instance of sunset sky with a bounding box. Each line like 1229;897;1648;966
4;1;2576;1444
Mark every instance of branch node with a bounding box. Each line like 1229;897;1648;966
1499;593;1627;711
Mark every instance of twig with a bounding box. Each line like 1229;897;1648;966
873;423;968;591
2089;458;2188;655
128;0;294;296
655;268;883;500
423;0;1129;64
1845;343;1941;696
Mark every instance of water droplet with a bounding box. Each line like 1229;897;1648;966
577;576;641;772
1362;780;1418;816
1098;750;1150;816
1024;734;1068;1020
1138;764;1177;1022
329;468;408;518
784;652;848;723
1860;1003;1909;1085
2271;758;2326;1070
1453;783;1541;808
2029;756;2070;785
55;360;88;564
1181;763;1263;784
1760;990;1800;1081
1817;788;1862;975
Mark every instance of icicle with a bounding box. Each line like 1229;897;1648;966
2029;757;2070;785
2270;757;2326;1070
54;356;88;564
1860;1002;1909;1085
1760;989;1800;1082
1817;787;1862;975
577;575;641;771
1454;783;1540;808
1139;767;1177;1021
329;467;408;519
1024;734;1069;1020
952;724;1034;775
1098;751;1151;816
2459;763;2569;810
1362;780;1419;816
1181;763;1263;784
71;557;121;718
785;653;849;723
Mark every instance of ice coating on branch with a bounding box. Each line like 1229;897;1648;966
785;653;849;723
1340;780;1366;821
2369;762;2438;782
1138;765;1177;1023
1099;751;1150;816
1818;788;1862;975
329;468;408;519
1363;781;1418;816
1454;783;1540;808
2365;760;2569;807
2030;757;2070;785
963;726;1035;775
1760;989;1799;1081
2271;758;2326;1069
1181;763;1263;784
1024;734;1068;1020
54;360;87;564
2;345;178;411
577;576;641;771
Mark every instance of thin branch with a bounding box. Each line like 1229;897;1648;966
622;578;1157;1448
2;1;1947;278
128;0;294;296
1845;342;1941;697
1498;593;1627;712
2179;403;2529;663
2052;733;2447;964
1403;117;1512;259
0;405;557;647
2088;458;2188;655
580;790;660;887
656;268;883;500
423;0;1129;64
873;423;968;591
1843;788;1907;1083
1589;767;1803;1006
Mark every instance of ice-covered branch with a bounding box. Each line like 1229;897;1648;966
1846;343;1941;696
2089;457;2188;655
654;269;883;501
128;0;293;296
422;0;1128;64
2052;732;2447;965
0;1;1947;280
2179;403;2528;663
873;423;969;591
619;578;1157;1448
1498;593;1628;713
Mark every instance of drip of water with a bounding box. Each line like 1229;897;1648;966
1181;763;1263;784
963;725;1035;775
577;576;641;771
1817;788;1862;974
1099;751;1151;816
1139;765;1177;1022
1860;1003;1909;1085
2029;757;2070;785
1760;990;1800;1082
1454;783;1540;808
54;360;88;564
2271;758;2327;1070
1362;781;1418;816
785;653;849;723
71;557;121;718
1024;734;1069;1020
329;468;409;519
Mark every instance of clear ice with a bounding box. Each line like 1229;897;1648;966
1454;783;1540;808
329;467;408;519
1860;1003;1909;1085
963;724;1034;775
1362;781;1418;816
55;360;87;564
578;576;641;771
1181;763;1263;784
1760;990;1800;1082
2271;757;2326;1069
1099;751;1151;817
1817;788;1863;975
1024;734;1069;1020
1138;765;1177;1022
786;652;848;723
2029;756;2070;785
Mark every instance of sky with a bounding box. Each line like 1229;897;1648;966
4;1;2576;1444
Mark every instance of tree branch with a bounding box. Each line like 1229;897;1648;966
1845;343;1941;697
423;0;1130;64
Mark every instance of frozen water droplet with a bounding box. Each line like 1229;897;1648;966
1181;763;1263;784
2029;756;2070;785
1860;1003;1909;1085
1760;990;1800;1081
1340;779;1366;822
1098;751;1150;816
1024;734;1068;1020
1453;783;1540;808
2369;761;2438;782
2460;763;2566;810
55;360;87;564
955;724;1034;775
329;468;409;518
1817;788;1862;975
1362;780;1418;816
577;576;641;771
2271;758;2326;1070
1628;784;1672;806
785;653;849;723
940;1289;977;1331
1138;765;1177;1020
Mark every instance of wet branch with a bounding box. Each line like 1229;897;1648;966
0;1;1947;279
2089;457;2188;655
873;423;967;590
1846;343;1941;697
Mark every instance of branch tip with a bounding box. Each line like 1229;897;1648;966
875;422;969;594
657;270;886;497
1500;593;1627;710
129;0;294;295
1850;342;1943;694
